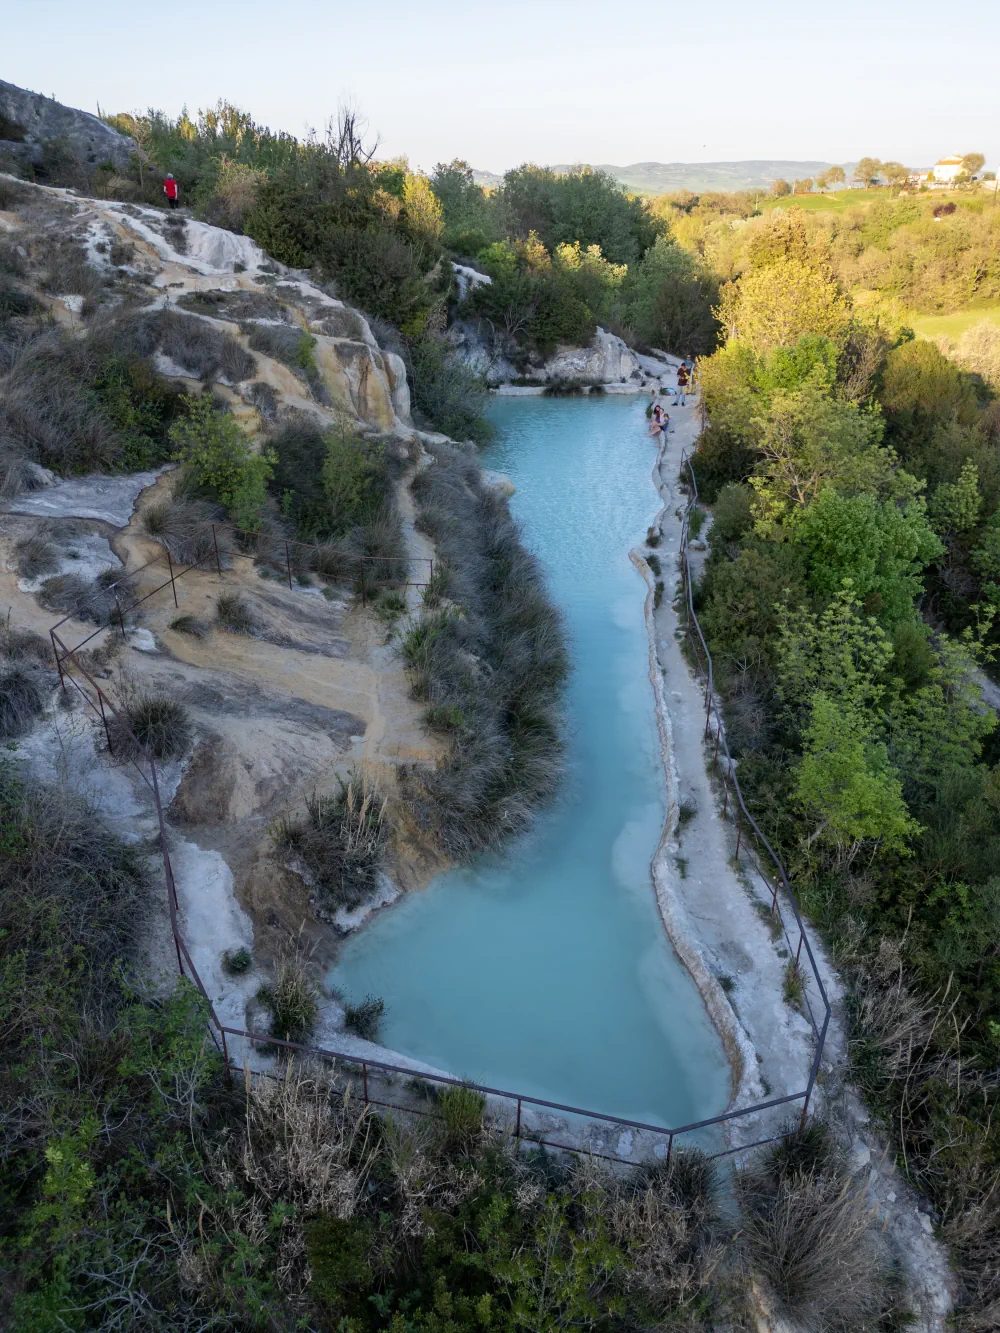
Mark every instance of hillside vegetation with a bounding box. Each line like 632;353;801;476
689;204;1000;1325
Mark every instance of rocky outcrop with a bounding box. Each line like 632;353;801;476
540;328;643;385
0;79;136;171
448;320;644;389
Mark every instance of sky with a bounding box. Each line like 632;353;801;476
4;0;998;174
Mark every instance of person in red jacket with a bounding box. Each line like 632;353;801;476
163;173;179;210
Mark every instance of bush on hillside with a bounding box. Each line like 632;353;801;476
109;690;193;761
273;772;388;911
406;333;493;442
169;394;274;530
405;443;567;857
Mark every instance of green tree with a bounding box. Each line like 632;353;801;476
553;240;626;322
928;459;982;538
962;152;986;177
791;488;943;622
404;170;445;244
623;234;719;354
772;178;792;197
777;585;894;724
748;378;892;532
796;692;918;859
853;157;882;188
881;161;909;191
716;258;850;357
825;165;846;188
321;426;385;529
169;395;274;530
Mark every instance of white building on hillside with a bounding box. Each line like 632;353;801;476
933;155;966;183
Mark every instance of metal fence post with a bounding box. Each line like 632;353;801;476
212;525;222;575
284;541;293;592
515;1097;522;1140
50;629;65;690
166;549;178;608
735;814;742;857
712;721;721;768
666;1132;674;1164
96;686;114;754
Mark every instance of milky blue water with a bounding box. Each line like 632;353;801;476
329;395;730;1128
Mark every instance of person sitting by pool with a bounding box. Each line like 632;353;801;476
648;403;670;439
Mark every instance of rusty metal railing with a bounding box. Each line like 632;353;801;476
677;449;831;1129
47;520;433;675
40;463;830;1163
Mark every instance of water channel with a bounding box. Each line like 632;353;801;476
330;395;730;1128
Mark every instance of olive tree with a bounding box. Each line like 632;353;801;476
853;157;882;188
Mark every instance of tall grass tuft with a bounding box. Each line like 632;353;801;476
273;771;388;911
736;1123;886;1329
109;689;193;761
343;994;385;1041
216;591;259;636
258;953;320;1046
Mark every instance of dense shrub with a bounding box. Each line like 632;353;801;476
170;393;274;530
109;689;193;761
406;443;568;856
273;772;387;911
215;590;259;635
405;333;493;442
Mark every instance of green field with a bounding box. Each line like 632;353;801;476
909;305;1000;339
759;188;885;213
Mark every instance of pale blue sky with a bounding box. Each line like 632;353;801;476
4;0;997;173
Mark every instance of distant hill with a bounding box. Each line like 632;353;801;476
472;161;843;195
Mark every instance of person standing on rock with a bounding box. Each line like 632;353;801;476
163;173;179;210
675;363;689;406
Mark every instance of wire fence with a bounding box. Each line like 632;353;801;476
43;461;830;1163
48;519;435;670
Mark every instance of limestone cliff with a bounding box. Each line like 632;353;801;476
0;79;136;171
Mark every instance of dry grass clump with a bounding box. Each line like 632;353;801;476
245;380;279;420
0;281;42;318
179;289;289;324
14;532;59;579
0;177;33;211
0;763;150;992
108;689;193;762
216;1064;375;1223
141;496;231;567
0;658;46;738
155;309;256;383
216;590;259;636
273;771;388;911
169;613;210;639
33;233;105;300
257;954;321;1046
735;1124;886;1331
603;1149;727;1324
0;328;125;476
36;567;134;625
